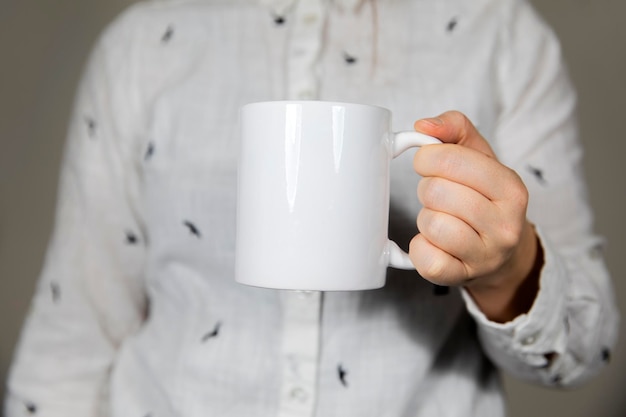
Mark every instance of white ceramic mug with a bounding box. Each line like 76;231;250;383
235;101;440;291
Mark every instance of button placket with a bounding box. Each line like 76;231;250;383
289;386;309;403
286;0;326;100
278;290;323;417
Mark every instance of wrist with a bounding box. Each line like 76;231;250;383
465;222;543;323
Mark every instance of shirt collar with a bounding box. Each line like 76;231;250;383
260;0;366;14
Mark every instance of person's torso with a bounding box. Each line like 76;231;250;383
110;1;506;415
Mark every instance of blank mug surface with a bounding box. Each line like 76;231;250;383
236;101;431;291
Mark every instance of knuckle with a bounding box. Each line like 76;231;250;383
496;173;528;250
409;236;445;281
412;148;424;171
416;208;430;234
513;185;529;209
444;110;466;123
507;170;530;208
424;258;447;282
437;147;465;177
413;146;435;175
499;221;523;250
418;209;446;241
444;110;472;132
429;213;447;239
418;177;444;207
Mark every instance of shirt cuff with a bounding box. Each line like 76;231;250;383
460;226;568;368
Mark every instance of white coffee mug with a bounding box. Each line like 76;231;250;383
235;101;440;291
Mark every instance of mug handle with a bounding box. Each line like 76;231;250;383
385;131;441;269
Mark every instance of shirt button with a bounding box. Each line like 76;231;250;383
521;333;539;346
296;90;315;100
302;13;319;25
289;386;309;403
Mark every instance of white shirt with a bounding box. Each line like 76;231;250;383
5;0;619;416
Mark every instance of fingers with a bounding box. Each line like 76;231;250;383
409;233;468;284
416;207;484;260
414;177;527;283
417;176;497;236
409;110;531;285
414;141;524;203
414;110;495;157
413;110;528;206
414;111;510;201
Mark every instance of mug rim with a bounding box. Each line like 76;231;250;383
241;100;391;113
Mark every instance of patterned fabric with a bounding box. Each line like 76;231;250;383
5;0;619;416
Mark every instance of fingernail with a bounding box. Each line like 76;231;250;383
420;117;443;127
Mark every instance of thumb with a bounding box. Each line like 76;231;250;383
414;110;496;158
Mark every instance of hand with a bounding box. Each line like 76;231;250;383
411;111;540;322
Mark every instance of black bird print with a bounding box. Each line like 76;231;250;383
126;230;139;245
201;321;222;342
337;364;348;387
601;347;611;363
84;116;96;138
272;14;286;25
447;17;458;32
144;141;155;161
183;220;201;238
50;281;61;303
162;25;174;43
343;52;357;65
527;165;547;185
24;401;37;414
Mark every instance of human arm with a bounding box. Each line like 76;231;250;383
4;10;148;417
409;0;619;387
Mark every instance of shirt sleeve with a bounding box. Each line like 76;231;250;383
4;8;148;417
461;0;619;387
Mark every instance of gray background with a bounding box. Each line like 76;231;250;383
1;0;624;416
